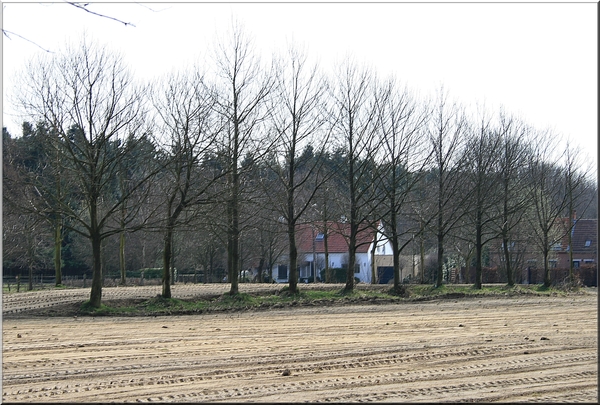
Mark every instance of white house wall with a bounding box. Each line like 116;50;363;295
271;252;373;284
371;224;394;257
270;223;395;284
356;253;372;283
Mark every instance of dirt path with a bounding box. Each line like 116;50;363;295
2;287;597;402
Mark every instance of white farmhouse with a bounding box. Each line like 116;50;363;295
272;221;403;284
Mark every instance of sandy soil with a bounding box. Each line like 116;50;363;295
2;285;597;403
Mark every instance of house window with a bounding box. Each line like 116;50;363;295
584;259;594;263
502;242;516;250
552;243;562;251
354;264;360;274
277;265;288;279
549;259;557;268
572;260;581;268
300;264;311;279
585;240;591;247
315;233;324;241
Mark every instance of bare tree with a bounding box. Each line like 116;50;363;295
211;20;275;295
2;121;70;286
151;67;225;298
562;141;596;285
314;178;344;283
526;131;570;288
375;76;430;292
2;143;53;290
493;112;534;286
425;88;470;288
329;58;382;292
461;109;504;289
266;44;332;294
15;38;156;307
113;134;158;285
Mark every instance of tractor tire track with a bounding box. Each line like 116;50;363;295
3;289;597;402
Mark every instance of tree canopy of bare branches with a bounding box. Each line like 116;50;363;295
14;38;157;307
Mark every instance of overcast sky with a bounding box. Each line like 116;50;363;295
2;1;597;169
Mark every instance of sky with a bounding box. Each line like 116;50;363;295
2;1;598;170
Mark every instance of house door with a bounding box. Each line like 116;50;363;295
527;266;536;284
377;266;394;284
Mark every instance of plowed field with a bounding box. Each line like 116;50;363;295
2;285;597;402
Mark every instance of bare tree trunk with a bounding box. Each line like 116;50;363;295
228;178;240;295
287;140;299;293
54;221;62;286
436;232;444;288
27;258;33;291
465;253;472;284
324;223;331;283
502;237;513;286
90;230;103;308
257;257;264;283
170;240;175;286
419;221;426;284
370;229;378;284
543;248;551;288
568;213;574;283
346;226;357;292
119;229;126;286
288;221;299;293
162;224;173;298
502;181;514;286
390;212;402;289
345;165;357;293
474;214;483;289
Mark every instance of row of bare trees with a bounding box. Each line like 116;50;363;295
4;24;596;308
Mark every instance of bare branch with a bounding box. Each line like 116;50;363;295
134;2;172;13
2;29;53;53
65;2;136;27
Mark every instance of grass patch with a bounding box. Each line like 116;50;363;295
402;283;568;300
59;283;587;317
214;292;258;309
138;295;209;314
80;301;122;316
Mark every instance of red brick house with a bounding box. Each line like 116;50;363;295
488;215;597;285
551;217;597;269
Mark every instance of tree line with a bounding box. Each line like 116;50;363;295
3;23;596;308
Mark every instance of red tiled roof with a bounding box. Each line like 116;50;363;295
553;217;596;251
295;222;375;254
568;218;597;252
